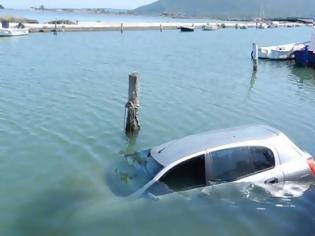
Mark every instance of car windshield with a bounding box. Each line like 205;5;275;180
106;149;164;197
126;149;163;179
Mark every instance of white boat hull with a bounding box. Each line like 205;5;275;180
257;23;269;29
258;43;307;60
0;28;29;37
202;24;218;31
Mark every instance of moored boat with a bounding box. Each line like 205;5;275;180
0;28;29;37
257;22;268;29
239;24;248;29
178;25;195;32
294;34;315;67
256;42;308;60
294;47;315;67
202;24;218;31
0;20;29;37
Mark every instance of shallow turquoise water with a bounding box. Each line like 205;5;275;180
0;27;315;235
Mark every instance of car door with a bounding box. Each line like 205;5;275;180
236;145;285;185
148;154;207;194
205;145;284;185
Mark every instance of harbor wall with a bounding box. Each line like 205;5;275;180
9;21;311;33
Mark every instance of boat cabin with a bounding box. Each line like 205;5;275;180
1;20;9;29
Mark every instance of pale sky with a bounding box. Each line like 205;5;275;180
0;0;156;9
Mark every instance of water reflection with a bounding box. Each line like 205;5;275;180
259;59;295;68
290;66;315;85
246;70;258;98
120;135;138;156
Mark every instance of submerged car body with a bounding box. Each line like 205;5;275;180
110;125;315;197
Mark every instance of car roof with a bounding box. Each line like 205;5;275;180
150;125;282;167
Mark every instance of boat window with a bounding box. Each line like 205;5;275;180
209;146;275;183
159;155;206;192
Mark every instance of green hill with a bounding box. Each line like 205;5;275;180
134;0;315;19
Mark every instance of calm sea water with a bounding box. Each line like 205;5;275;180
0;26;315;236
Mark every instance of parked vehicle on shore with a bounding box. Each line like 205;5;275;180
108;125;315;198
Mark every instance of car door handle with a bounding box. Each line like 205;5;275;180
264;177;279;184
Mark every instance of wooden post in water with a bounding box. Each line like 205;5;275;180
125;72;140;134
54;22;57;35
121;23;124;33
252;43;258;71
160;24;163;32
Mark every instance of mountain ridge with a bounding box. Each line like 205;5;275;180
134;0;315;19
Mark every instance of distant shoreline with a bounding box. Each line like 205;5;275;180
30;7;131;15
2;8;315;24
30;8;315;23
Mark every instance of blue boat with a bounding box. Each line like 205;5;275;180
294;46;315;68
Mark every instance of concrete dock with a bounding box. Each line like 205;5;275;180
10;21;312;33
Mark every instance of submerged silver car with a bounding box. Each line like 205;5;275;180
110;125;315;197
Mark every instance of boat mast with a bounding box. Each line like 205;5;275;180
259;0;265;21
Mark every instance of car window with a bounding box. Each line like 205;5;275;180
159;154;206;191
210;147;252;182
210;146;275;183
250;146;275;172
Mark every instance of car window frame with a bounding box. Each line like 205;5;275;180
154;151;207;191
205;143;279;184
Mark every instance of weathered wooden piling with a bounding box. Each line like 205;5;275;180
160;24;163;32
53;22;57;35
252;43;259;71
125;73;140;134
121;23;124;33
